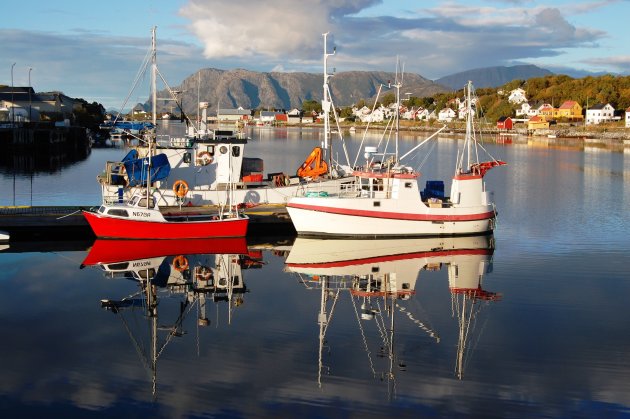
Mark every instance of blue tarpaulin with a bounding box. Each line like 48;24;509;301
123;153;171;187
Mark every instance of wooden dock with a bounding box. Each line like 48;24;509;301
0;203;295;240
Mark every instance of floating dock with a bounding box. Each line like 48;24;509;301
0;204;295;240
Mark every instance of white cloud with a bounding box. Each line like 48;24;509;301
179;0;379;59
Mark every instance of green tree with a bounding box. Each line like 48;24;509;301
301;99;321;114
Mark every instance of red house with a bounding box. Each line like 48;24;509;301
497;116;513;130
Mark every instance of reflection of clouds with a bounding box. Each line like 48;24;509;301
1;214;630;417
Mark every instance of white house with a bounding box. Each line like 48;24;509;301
516;102;540;117
415;108;429;120
585;103;615;125
219;107;252;122
508;88;528;104
259;110;280;123
626;107;630;128
438;108;456;122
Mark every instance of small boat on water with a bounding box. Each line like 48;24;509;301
82;191;248;239
287;80;506;237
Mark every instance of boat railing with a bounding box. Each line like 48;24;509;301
302;178;358;197
156;134;193;148
98;161;128;187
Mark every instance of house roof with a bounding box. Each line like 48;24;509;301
559;100;579;109
588;103;610;110
497;116;511;122
529;116;544;122
219;108;251;116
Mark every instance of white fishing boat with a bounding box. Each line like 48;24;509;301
97;32;353;209
287;79;506;237
85;28;248;239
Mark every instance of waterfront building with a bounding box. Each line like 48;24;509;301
585;103;615;125
626;107;630;128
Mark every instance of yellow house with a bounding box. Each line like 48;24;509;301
538;104;555;120
556;100;583;121
528;115;549;130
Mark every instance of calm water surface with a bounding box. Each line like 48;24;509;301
0;125;629;418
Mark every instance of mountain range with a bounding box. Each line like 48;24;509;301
150;64;554;114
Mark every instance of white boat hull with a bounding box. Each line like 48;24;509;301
103;177;352;207
287;197;495;237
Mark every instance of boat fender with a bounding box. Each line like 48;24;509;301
173;179;189;198
196;151;213;166
173;255;189;272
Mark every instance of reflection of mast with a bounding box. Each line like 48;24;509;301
449;256;500;380
98;251;246;399
317;276;340;388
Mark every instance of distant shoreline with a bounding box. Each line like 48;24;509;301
291;122;630;142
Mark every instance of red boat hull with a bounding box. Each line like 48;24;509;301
82;211;248;239
82;237;249;266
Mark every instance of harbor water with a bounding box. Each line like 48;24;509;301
0;124;629;418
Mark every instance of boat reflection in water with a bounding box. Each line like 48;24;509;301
80;238;256;397
284;234;500;388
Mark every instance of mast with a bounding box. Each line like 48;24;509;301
393;60;402;165
151;26;157;127
322;32;335;168
147;26;158;206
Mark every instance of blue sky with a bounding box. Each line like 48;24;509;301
2;0;629;108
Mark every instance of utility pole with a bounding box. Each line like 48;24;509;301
11;62;15;126
28;67;32;124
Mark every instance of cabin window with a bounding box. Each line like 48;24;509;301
207;145;215;155
232;146;240;157
129;196;139;206
373;201;381;207
183;152;191;164
107;209;129;217
405;182;412;188
371;266;379;273
219;145;228;154
98;206;106;214
138;197;154;208
106;262;129;270
373;179;384;191
137;269;157;280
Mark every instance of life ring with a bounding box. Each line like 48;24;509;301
197;151;213;166
172;255;189;272
173;179;189;198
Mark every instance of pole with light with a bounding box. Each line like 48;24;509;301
28;67;32;123
11;62;16;126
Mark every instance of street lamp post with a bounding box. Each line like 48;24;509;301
11;62;16;126
28;67;32;123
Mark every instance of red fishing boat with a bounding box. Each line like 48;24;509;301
82;192;248;239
